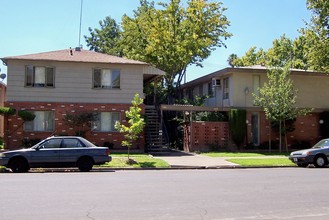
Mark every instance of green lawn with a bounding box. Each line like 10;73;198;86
228;158;296;167
202;152;290;157
99;154;170;168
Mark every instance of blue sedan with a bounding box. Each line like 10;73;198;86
0;136;111;172
289;139;329;168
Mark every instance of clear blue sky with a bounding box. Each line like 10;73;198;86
0;0;310;83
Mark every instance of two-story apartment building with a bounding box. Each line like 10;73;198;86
1;48;163;150
181;65;329;148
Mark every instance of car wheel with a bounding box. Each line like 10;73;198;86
78;157;93;172
297;163;308;168
9;158;29;173
314;155;327;168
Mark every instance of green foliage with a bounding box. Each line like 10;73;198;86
84;16;122;56
63;111;98;137
253;65;312;152
18;110;36;121
228;35;309;70
253;65;311;123
229;1;329;73
121;0;231;102
115;94;145;159
194;111;227;122
229;109;246;148
0;107;16;116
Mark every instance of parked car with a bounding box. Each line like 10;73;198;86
289;139;329;168
0;136;111;172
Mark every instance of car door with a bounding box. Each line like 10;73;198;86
59;138;87;164
30;139;62;166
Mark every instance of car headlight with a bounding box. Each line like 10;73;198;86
302;151;311;156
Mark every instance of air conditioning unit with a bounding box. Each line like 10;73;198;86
212;78;221;87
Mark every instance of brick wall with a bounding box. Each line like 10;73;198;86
247;111;321;149
184;112;321;152
4;101;145;151
185;121;229;152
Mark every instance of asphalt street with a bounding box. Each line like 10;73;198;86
1;168;329;220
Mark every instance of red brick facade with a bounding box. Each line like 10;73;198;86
246;111;321;148
4;101;145;151
185;112;321;152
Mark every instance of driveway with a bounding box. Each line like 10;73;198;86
153;151;239;168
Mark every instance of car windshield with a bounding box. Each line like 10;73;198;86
312;139;329;149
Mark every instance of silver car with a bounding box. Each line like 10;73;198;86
289;139;329;168
0;136;111;172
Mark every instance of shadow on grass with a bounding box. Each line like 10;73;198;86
139;162;156;168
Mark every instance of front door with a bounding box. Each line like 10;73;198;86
251;112;260;146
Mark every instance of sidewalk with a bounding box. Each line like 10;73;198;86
153;151;240;169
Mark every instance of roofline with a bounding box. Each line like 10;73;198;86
181;66;329;89
1;57;148;66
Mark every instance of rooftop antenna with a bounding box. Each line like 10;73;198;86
78;0;83;49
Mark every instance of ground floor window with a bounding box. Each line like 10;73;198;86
24;111;55;132
93;112;120;132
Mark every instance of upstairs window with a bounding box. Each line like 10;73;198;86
223;77;229;99
93;69;120;89
25;66;54;88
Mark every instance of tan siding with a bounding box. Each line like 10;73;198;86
6;60;145;104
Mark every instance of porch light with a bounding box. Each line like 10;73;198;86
319;119;324;124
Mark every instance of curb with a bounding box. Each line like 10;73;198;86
0;165;297;173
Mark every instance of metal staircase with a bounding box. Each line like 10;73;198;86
144;105;170;154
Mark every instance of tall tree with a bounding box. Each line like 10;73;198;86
301;0;329;72
253;65;311;152
228;35;308;69
121;0;231;103
84;16;122;56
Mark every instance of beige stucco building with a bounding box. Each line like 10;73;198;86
181;65;329;148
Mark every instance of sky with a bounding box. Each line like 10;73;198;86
0;0;311;84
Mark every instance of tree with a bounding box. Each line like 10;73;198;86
300;0;329;72
228;35;308;70
229;109;246;149
63;112;97;137
120;0;231;103
115;94;145;161
84;16;122;56
253;64;311;152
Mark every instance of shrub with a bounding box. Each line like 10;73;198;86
229;109;246;148
0;107;16;116
18;110;36;121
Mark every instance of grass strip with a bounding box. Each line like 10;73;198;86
100;155;170;168
228;158;296;167
202;152;289;157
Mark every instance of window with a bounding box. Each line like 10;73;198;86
24;111;55;132
39;139;62;149
93;69;120;89
253;75;260;97
223;77;229;99
25;65;54;87
208;82;214;97
93;112;120;132
62;138;85;148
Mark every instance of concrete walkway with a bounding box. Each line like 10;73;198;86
153;151;239;168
